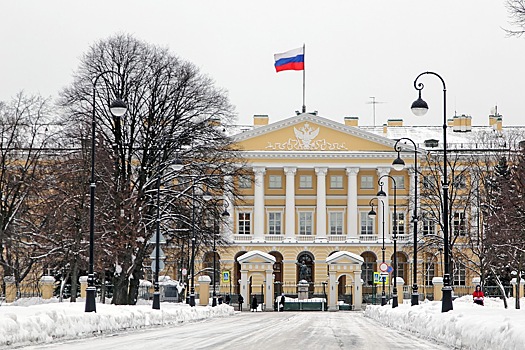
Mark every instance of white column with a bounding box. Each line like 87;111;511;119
353;269;363;310
283;167;297;243
315;167;328;242
346;167;359;242
377;167;391;241
328;270;337;311
240;268;249;310
253;167;266;242
265;269;274;310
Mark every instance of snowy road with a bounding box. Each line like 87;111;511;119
20;311;446;350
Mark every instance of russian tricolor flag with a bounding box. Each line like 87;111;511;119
274;47;304;72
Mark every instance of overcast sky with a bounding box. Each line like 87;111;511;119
1;1;524;128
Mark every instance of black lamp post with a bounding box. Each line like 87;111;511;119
86;71;127;313
152;159;183;310
411;71;453;312
368;197;387;306
377;175;398;308
392;137;420;306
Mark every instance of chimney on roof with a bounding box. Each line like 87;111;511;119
253;115;269;127
387;119;403;127
489;111;502;132
383;123;388;134
447;118;454;127
453;114;472;132
344;116;359;127
209;117;221;127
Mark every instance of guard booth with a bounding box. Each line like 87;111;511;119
237;250;276;311
325;251;364;311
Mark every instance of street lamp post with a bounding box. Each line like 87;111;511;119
411;71;453;312
392;137;420;306
377;175;398;308
211;205;230;307
86;71;127;313
368;197;387;306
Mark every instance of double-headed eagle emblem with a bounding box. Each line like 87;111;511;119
294;122;320;149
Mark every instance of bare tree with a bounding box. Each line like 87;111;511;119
505;0;525;37
59;34;246;305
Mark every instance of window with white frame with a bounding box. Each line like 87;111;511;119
422;215;436;236
453;174;467;189
453;211;467;236
299;212;313;235
360;212;374;235
329;211;344;235
268;212;282;235
423;175;437;189
238;212;251;234
360;175;374;189
268;175;282;189
392;212;405;236
330;175;344;189
453;262;466;286
299;175;312;189
392;175;405;189
424;260;435;285
238;174;252;189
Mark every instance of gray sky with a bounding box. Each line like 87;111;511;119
1;0;524;127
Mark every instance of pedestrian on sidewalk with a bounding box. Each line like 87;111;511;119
238;294;244;311
251;295;259;312
473;285;485;306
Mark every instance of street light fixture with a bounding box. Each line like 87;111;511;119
368;197;387;306
411;71;453;313
377;175;398;308
86;70;127;313
392;137;420;306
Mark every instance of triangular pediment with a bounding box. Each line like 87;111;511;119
237;250;276;264
233;113;396;152
326;251;364;265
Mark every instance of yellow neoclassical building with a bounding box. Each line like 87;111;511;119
199;111;522;310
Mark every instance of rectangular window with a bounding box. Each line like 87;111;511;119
453;212;466;236
454;174;467;189
299;212;313;235
329;212;344;235
238;213;251;234
269;175;282;189
360;212;374;235
423;175;437;189
360;175;374;189
268;212;282;235
393;212;405;236
392;175;405;189
422;215;436;236
299;175;312;189
238;175;252;189
453;262;466;286
424;261;435;286
330;175;344;189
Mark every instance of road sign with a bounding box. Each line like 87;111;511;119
151;260;165;272
374;272;389;284
182;268;187;276
387;265;394;273
222;270;230;283
379;263;388;272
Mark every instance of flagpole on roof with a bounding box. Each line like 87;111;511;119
302;43;306;113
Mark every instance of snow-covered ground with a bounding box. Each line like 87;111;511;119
2;295;525;349
365;295;525;350
0;298;234;348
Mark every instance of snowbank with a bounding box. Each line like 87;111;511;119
365;295;525;350
0;298;234;348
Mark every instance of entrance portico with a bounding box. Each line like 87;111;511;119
237;250;276;310
326;251;364;310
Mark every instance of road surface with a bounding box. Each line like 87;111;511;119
20;311;447;350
